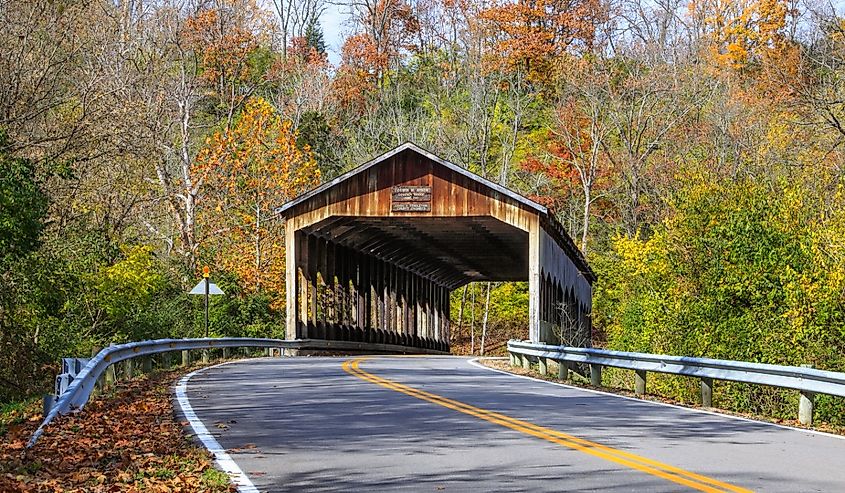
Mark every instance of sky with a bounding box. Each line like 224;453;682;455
319;2;348;66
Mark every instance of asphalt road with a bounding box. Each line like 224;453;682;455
182;356;845;492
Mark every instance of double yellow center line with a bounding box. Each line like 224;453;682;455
342;357;751;493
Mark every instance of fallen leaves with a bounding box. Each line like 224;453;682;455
0;369;235;492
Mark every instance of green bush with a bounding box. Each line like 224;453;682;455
594;178;845;422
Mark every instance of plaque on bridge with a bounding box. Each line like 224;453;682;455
392;185;431;212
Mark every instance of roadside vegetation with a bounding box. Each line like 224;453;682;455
1;0;844;429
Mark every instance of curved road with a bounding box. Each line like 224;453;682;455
181;356;845;492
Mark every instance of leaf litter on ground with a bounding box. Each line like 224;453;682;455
0;367;236;492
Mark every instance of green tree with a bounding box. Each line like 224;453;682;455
305;18;326;55
0;131;47;266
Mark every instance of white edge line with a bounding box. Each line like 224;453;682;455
466;357;845;441
175;360;261;493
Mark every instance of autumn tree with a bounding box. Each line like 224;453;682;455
195;98;320;307
266;35;332;130
343;0;421;86
182;2;269;126
479;0;607;85
691;0;791;70
522;62;611;255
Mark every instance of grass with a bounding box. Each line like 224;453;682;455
202;467;233;488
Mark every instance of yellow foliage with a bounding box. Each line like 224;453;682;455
195;97;321;308
692;0;789;69
612;232;667;279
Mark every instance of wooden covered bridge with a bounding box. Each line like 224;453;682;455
276;143;595;352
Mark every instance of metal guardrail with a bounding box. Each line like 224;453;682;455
29;337;446;447
507;340;845;426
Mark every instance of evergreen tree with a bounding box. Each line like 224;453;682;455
305;18;326;56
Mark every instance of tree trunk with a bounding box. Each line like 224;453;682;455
470;285;476;355
481;282;491;356
255;203;261;291
581;184;591;256
456;285;468;343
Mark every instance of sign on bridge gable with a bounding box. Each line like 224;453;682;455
391;185;432;212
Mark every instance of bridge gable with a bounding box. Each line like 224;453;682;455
278;143;542;233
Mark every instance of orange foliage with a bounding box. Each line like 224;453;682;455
520;96;612;215
195;98;320;307
479;0;606;83
183;8;259;91
286;36;329;67
332;34;384;113
332;0;421;111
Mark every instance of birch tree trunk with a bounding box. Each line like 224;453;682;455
456;284;468;343
470;285;476;355
480;282;491;356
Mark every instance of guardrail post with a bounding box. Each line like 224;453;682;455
799;391;814;426
104;364;115;388
701;377;713;407
635;370;646;396
521;354;530;370
266;347;271;357
124;358;134;380
223;347;230;360
590;364;602;387
509;352;515;366
538;357;548;376
91;346;102;394
799;364;814;426
202;350;210;363
142;356;153;374
557;360;568;380
181;350;190;367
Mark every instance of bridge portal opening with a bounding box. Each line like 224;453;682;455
276;143;595;352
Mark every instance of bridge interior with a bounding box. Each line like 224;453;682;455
293;216;528;351
278;143;595;352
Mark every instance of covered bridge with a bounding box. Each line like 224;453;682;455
276;143;595;352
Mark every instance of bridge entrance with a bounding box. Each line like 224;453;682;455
276;143;595;352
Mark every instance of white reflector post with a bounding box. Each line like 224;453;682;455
189;278;224;338
189;281;224;295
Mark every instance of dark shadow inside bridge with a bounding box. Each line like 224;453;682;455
290;215;528;352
